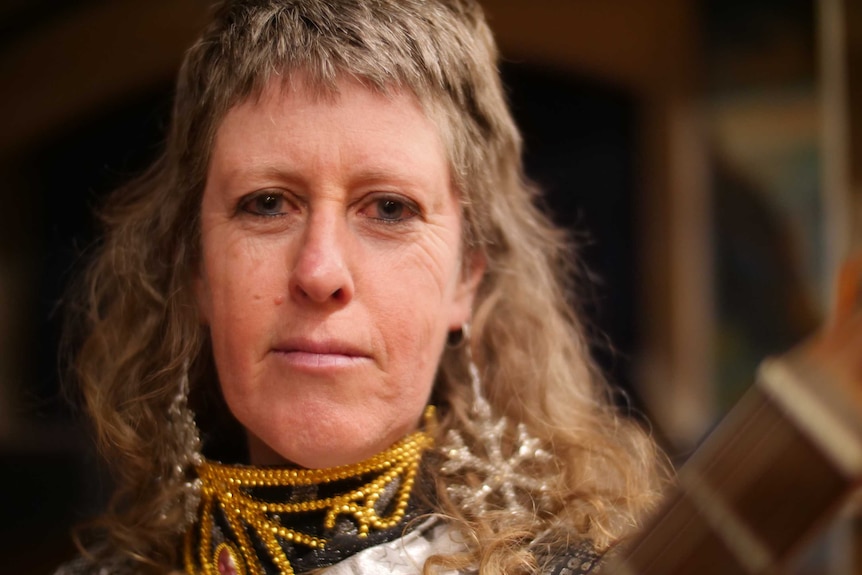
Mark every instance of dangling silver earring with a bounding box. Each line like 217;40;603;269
165;361;203;530
440;324;553;516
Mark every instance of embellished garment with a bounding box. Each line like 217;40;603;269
55;404;604;575
314;518;461;575
185;425;435;575
272;520;603;575
53;529;602;575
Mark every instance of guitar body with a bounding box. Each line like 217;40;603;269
606;358;862;574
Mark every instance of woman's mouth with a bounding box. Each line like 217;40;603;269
272;338;371;370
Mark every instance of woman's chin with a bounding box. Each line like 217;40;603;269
244;422;408;469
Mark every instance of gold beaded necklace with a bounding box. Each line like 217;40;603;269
185;407;436;575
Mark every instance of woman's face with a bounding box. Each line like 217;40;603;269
195;77;482;469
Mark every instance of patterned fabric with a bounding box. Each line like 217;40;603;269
54;521;602;574
541;545;603;575
320;518;461;575
319;521;604;575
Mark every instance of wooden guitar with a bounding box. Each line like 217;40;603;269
605;257;862;574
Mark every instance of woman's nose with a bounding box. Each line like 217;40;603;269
288;212;355;305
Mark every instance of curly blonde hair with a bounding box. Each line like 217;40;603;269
67;0;668;573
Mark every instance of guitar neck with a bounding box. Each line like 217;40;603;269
605;359;862;574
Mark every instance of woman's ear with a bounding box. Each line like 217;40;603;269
449;250;486;329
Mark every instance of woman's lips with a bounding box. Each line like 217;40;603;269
272;339;371;370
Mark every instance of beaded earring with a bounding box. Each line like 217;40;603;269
165;362;204;531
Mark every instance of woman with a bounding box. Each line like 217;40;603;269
58;1;667;573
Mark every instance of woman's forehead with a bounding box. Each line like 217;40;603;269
210;73;461;182
208;75;454;197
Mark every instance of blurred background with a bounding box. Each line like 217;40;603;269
0;0;860;572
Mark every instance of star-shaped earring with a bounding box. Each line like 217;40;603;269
441;343;553;516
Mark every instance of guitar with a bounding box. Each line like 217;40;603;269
605;255;862;574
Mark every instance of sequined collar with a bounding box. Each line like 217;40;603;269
184;414;435;575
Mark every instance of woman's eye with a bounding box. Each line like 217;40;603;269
367;197;417;222
241;192;286;216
